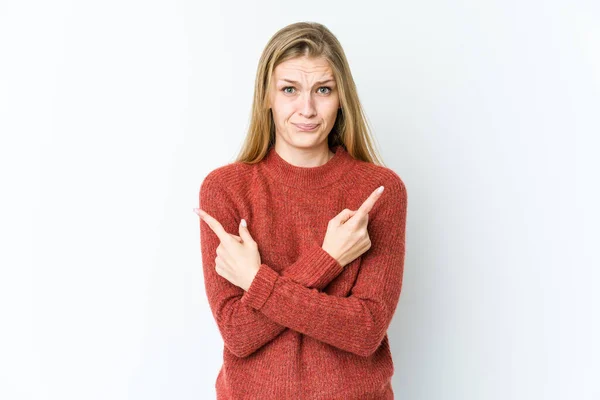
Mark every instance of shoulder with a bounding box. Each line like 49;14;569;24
351;159;407;201
199;161;255;200
348;160;408;230
200;162;238;189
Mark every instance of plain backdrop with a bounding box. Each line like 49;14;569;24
1;0;599;399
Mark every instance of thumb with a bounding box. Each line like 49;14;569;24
336;208;357;224
229;233;243;243
238;218;255;244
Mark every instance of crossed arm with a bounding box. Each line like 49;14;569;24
199;172;407;358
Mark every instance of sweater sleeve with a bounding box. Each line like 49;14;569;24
199;171;345;358
239;173;407;357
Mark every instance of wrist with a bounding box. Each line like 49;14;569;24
245;265;261;291
321;246;340;265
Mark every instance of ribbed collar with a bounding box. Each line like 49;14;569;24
260;144;354;189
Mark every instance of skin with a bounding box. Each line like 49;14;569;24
193;55;385;291
269;55;341;167
193;186;384;291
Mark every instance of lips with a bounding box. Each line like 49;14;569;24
293;123;319;129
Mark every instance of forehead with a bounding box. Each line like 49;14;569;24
273;56;333;79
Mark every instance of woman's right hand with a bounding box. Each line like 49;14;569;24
322;186;385;267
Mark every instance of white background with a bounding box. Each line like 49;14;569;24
1;0;599;399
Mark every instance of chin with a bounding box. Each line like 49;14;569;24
295;135;328;148
278;133;311;147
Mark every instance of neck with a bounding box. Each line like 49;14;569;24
260;143;353;189
273;144;335;168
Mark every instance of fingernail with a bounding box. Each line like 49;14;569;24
377;186;384;194
193;208;199;214
241;219;247;227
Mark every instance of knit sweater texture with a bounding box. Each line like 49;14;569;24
199;144;408;400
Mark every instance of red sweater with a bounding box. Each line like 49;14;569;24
199;144;408;399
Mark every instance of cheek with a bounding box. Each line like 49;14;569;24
271;97;294;115
319;101;339;122
279;108;297;123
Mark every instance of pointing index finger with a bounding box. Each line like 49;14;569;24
356;186;385;215
199;209;231;243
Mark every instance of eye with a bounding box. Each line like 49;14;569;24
282;86;332;95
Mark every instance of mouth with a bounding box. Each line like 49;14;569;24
293;123;320;131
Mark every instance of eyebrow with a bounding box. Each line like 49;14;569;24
278;78;336;86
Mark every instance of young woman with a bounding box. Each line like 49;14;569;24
194;21;408;400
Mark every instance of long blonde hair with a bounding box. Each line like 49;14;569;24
235;21;386;167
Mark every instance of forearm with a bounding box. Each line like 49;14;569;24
240;176;408;357
240;256;402;358
203;233;344;358
279;243;344;289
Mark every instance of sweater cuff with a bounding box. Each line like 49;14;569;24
281;244;344;288
240;263;279;310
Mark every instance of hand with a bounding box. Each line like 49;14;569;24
194;208;261;291
322;186;385;267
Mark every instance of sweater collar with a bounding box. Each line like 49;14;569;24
261;144;354;189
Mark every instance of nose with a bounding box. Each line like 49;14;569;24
299;92;317;118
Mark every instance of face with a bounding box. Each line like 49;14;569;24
269;56;340;149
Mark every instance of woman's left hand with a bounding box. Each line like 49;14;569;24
194;208;261;291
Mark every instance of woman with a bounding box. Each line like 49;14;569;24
194;22;408;400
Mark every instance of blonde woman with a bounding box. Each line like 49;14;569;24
194;21;408;400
